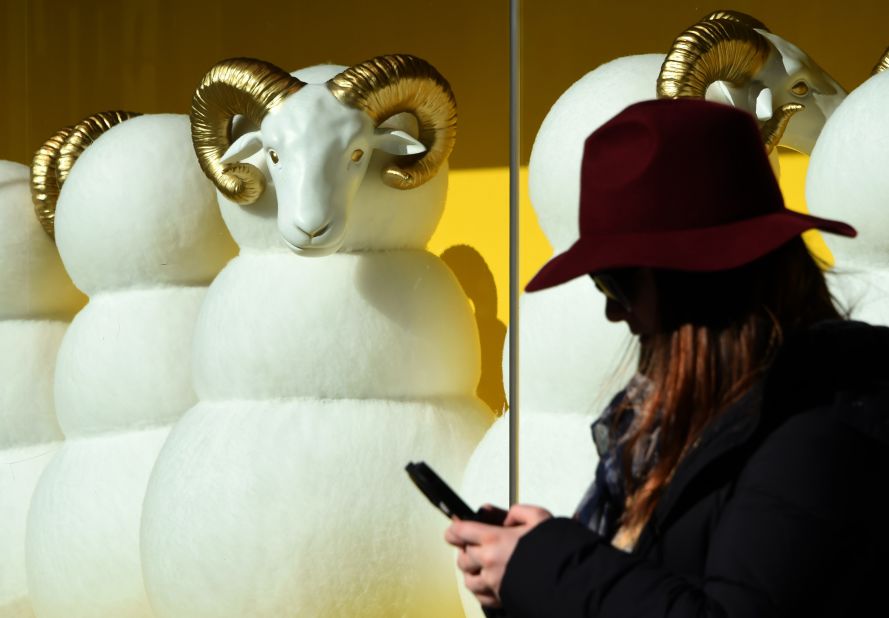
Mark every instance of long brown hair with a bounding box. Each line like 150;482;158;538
616;237;842;539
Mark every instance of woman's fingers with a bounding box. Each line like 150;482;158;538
447;504;553;608
444;519;464;547
503;504;553;527
463;571;499;607
456;546;482;574
447;519;496;545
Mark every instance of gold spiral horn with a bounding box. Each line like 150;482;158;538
328;54;457;190
872;46;889;76
701;10;768;31
31;126;72;239
657;17;771;100
191;58;305;205
761;103;804;153
30;110;138;239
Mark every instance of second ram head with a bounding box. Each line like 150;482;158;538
191;55;456;255
658;10;845;155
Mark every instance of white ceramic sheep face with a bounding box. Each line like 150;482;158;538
192;55;456;255
710;30;845;154
220;88;425;256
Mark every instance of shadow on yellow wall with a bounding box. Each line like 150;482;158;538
440;245;508;416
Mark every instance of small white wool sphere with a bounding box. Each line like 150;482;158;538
54;114;237;294
528;54;665;253
0;161;85;318
806;70;889;323
807;70;889;267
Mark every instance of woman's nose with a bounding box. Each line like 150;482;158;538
604;297;630;323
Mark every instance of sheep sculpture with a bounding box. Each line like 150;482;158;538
23;112;237;618
806;48;889;324
0;161;85;618
139;55;493;618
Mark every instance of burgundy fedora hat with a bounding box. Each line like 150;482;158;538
526;98;856;292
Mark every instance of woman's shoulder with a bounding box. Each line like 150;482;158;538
738;319;889;517
762;319;889;420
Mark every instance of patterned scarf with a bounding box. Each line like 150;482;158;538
573;373;660;540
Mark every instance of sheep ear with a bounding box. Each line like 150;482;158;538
372;128;426;156
755;87;773;120
221;131;264;164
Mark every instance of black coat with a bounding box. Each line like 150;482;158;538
491;320;889;617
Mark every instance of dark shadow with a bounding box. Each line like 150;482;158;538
440;244;508;416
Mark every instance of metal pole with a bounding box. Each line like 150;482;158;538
509;0;520;507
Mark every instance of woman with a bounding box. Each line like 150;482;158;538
446;99;889;616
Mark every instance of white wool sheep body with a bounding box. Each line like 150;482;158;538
140;60;492;618
24;114;237;618
0;161;84;618
806;68;889;324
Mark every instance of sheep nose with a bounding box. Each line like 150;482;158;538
296;223;331;239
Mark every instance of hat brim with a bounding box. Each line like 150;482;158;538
525;210;856;292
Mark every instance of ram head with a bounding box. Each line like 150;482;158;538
657;10;845;154
191;54;456;256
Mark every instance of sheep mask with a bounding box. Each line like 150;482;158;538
191;54;456;256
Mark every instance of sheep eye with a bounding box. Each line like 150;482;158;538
791;81;809;97
351;149;364;162
269;149;280;164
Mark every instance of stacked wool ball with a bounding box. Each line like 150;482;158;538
806;66;889;325
139;63;493;618
0;162;85;618
24;114;237;618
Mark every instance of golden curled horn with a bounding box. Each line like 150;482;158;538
702;10;768;31
328;54;457;190
30;126;72;239
761;102;804;154
191;58;305;205
30;110;138;239
657;17;771;99
872;46;889;75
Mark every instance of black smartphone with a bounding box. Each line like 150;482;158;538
405;461;507;525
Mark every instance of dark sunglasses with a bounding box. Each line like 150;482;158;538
590;272;632;311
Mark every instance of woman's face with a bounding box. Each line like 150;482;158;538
591;268;660;338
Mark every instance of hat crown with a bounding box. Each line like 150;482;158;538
524;98;855;292
580;99;783;235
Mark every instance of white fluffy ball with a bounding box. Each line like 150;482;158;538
807;71;889;267
192;251;480;400
528;54;665;252
806;71;889;323
54;114;237;294
141;397;491;618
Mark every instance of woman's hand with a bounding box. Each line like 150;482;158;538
444;504;553;608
